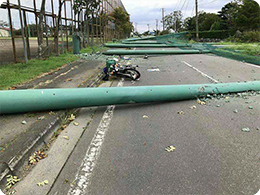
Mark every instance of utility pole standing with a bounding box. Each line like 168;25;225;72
195;0;199;41
162;8;165;31
135;22;138;32
147;24;150;32
156;19;158;34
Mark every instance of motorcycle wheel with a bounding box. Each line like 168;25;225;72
125;69;141;80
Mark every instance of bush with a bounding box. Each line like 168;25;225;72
225;31;260;43
159;30;170;35
189;30;231;39
240;31;260;42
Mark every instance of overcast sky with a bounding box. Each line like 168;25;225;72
121;0;260;33
0;0;259;32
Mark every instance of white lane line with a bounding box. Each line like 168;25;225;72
181;61;219;83
68;79;124;195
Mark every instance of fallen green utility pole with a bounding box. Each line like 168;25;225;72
1;82;260;114
105;43;190;48
103;49;211;55
122;41;161;44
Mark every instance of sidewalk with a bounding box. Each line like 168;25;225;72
0;58;105;188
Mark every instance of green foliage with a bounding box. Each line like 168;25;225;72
73;0;101;15
163;11;183;32
223;43;260;56
159;30;170;35
189;30;231;39
0;46;104;90
218;1;239;31
111;7;133;37
184;12;221;31
226;30;260;42
236;0;260;30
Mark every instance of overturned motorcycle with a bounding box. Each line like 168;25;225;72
103;59;141;81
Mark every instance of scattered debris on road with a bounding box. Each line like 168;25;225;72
248;106;253;109
242;128;250;132
21;120;27;125
165;146;176;152
147;69;160;72
233;109;238;113
143;115;149;119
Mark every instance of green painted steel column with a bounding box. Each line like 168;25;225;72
1;82;260;114
122;41;161;44
72;34;81;54
103;49;211;55
104;43;190;48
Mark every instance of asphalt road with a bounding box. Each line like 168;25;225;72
48;53;260;195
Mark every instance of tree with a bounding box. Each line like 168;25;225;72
73;0;101;45
236;0;260;30
163;11;183;32
183;11;221;31
218;1;239;31
110;7;133;38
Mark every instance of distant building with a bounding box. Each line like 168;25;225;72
0;28;9;37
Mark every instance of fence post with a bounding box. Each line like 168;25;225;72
7;0;17;63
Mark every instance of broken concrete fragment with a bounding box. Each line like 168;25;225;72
242;128;250;132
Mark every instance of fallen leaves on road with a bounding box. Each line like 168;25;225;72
190;105;197;109
29;151;48;165
68;114;76;121
37;116;45;120
37;180;49;187
49;111;55;115
45;80;52;84
165;146;176;152
6;175;20;190
242;128;250;132
178;111;184;115
63;136;70;140
142;115;149;119
66;78;72;82
197;99;206;105
73;122;79;126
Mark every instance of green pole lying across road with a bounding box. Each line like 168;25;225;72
121;41;161;44
1;82;260;114
103;49;211;55
104;43;190;48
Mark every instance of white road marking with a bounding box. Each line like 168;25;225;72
181;61;219;83
68;79;124;195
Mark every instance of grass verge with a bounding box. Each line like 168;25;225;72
0;46;105;90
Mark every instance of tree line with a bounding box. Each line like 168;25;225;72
141;0;260;40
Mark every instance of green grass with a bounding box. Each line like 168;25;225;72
221;44;260;56
0;46;106;90
212;42;260;56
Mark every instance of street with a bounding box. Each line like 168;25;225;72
32;53;260;195
6;51;260;195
